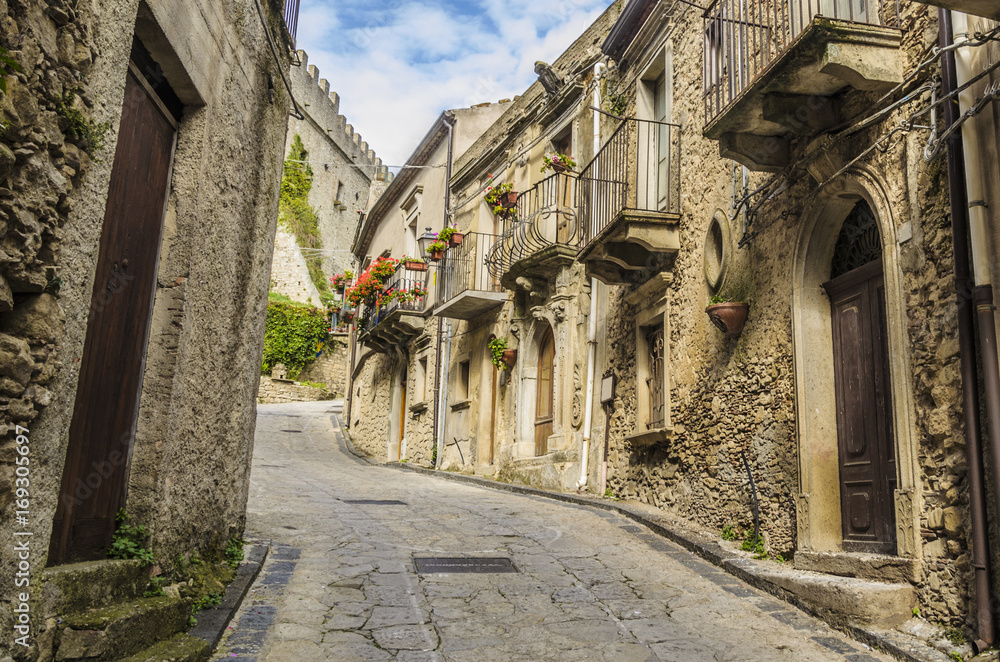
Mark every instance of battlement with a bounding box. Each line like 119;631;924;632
291;50;382;175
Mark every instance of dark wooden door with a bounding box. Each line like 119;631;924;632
398;368;407;460
534;328;555;456
825;260;897;553
49;67;176;564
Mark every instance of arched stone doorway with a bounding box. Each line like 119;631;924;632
791;174;920;561
535;326;555;456
823;201;897;553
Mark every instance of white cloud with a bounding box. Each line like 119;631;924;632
296;0;613;166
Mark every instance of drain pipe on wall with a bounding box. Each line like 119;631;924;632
577;62;605;492
953;16;1000;617
435;114;457;469
940;10;995;650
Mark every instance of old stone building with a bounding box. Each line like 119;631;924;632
269;50;383;306
0;0;295;658
345;0;1000;646
345;102;510;466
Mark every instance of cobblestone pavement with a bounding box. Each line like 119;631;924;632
212;401;893;662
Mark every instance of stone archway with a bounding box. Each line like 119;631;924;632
790;171;920;562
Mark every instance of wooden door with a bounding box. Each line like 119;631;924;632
398;368;407;460
826;260;897;553
534;328;555;456
49;66;176;564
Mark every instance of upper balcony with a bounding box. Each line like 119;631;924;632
357;263;429;353
911;0;997;19
435;232;507;320
577;119;682;285
281;0;300;45
486;172;581;290
703;0;903;171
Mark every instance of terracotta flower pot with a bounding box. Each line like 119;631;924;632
499;191;518;208
551;162;567;173
448;232;464;248
429;250;444;262
706;302;749;338
404;260;428;272
501;349;517;368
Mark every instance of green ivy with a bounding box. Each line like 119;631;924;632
108;510;154;564
279;135;329;298
0;45;23;96
57;90;111;157
261;299;329;379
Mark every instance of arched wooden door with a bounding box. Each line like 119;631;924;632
534;327;555;456
824;201;897;553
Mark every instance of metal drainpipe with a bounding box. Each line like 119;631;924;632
940;10;994;650
433;114;457;468
578;62;605;491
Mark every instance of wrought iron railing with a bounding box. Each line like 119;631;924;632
578;118;681;252
356;264;429;337
486;172;581;280
282;0;300;45
439;232;503;304
702;0;901;124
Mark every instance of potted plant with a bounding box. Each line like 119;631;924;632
331;273;348;292
541;152;576;174
425;239;447;261
341;310;355;325
401;256;428;272
488;336;516;370
484;183;518;220
437;225;464;248
706;294;749;338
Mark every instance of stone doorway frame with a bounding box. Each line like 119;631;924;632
790;170;921;561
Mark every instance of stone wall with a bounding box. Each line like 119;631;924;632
297;333;349;397
0;0;291;656
270;226;322;304
258;377;333;404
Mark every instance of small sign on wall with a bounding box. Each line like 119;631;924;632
600;374;615;406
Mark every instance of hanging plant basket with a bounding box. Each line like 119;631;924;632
706;302;749;338
551;162;567;173
501;349;517;368
448;232;464;248
429;250;444;262
499;191;518;208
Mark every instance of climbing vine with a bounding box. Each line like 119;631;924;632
261;297;330;379
279;135;332;304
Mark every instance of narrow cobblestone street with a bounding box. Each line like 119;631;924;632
212;401;894;662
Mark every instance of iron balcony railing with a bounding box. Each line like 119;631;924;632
486;172;581;280
357;263;429;338
578;118;681;252
282;0;300;45
702;0;901;124
438;232;503;304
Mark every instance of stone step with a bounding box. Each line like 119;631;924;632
43;559;150;617
54;596;191;661
120;633;210;662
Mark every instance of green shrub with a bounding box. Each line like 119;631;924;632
261;300;329;379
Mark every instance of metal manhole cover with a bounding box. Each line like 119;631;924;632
413;557;518;574
343;499;408;505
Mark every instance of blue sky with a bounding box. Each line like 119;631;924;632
295;0;614;166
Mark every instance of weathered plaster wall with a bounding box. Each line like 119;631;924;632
0;0;291;655
297;334;349;397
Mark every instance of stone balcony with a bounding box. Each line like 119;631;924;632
577;118;682;285
486;172;582;290
702;0;903;171
357;264;429;353
435;232;507;320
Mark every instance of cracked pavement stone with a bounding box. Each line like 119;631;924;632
211;402;894;662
